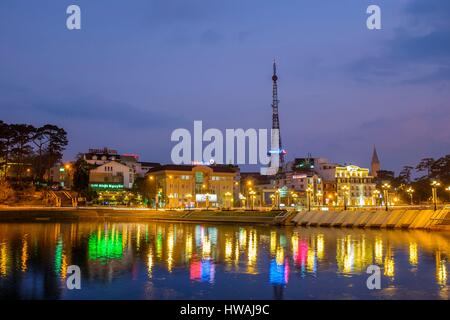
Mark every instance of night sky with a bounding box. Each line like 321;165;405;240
1;0;449;173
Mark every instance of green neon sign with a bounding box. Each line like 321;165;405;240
90;183;124;190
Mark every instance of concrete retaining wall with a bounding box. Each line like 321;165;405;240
291;209;450;230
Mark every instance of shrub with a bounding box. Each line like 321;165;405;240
0;180;16;204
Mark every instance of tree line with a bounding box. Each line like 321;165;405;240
376;154;450;203
0;120;68;187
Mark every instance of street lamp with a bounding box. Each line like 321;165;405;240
168;194;174;209
291;192;298;207
317;191;323;207
431;180;441;211
270;194;275;209
205;192;210;210
382;183;391;211
224;191;232;209
446;186;450;203
341;185;349;210
306;186;313;211
275;189;280;210
406;187;414;206
148;175;158;209
186;193;192;210
373;189;380;206
249;190;256;210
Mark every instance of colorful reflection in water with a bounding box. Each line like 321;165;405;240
0;222;449;299
88;228;123;263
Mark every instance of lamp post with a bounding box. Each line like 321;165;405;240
249;190;256;210
224;191;231;209
406;187;414;206
317;191;323;207
292;192;298;207
205;193;210;210
382;183;391;211
186;193;192;210
431;180;441;211
341;185;349;210
373;189;380;207
306;186;313;211
445;186;450;204
168;194;174;209
275;189;280;210
246;181;253;209
270;194;275;209
148;175;156;209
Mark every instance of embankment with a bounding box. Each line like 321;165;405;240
0;207;279;225
291;208;450;230
1;207;449;230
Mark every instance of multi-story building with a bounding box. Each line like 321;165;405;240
282;157;377;207
89;160;135;190
146;164;238;209
48;162;74;189
335;165;376;206
83;148;160;177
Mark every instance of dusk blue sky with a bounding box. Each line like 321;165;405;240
1;0;449;173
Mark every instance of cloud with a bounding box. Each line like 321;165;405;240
0;84;184;129
350;0;450;84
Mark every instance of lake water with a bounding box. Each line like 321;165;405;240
0;221;448;300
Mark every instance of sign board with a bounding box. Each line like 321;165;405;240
196;194;217;202
90;183;124;190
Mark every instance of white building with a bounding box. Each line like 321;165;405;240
89;161;135;189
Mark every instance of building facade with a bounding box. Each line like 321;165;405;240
146;165;238;209
48;162;74;189
89;160;135;190
83;147;160;178
335;165;377;206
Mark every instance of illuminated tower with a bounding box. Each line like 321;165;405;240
271;60;285;169
371;145;380;178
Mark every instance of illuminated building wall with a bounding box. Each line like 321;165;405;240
147;165;237;208
335;165;376;206
89;160;135;189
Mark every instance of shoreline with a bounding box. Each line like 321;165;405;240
0;206;449;231
0;206;279;225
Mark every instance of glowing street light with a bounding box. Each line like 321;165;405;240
406;187;414;206
185;193;193;210
382;183;391;211
275;189;281;210
316;190;323;206
270;194;276;208
373;189;380;206
291;192;298;206
249;190;256;210
341;185;349;210
306;186;313;211
224;191;232;209
431;180;441;211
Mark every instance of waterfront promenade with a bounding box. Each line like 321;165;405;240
0;206;449;230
